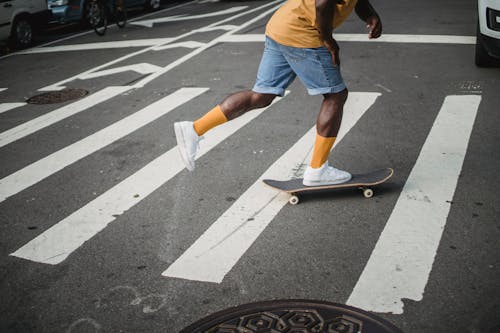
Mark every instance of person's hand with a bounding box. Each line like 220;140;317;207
330;47;340;66
366;15;382;39
327;38;341;66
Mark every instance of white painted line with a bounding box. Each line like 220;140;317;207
0;103;27;114
347;95;481;314
18;33;477;56
79;63;163;80
41;32;471;53
0;86;131;148
336;34;476;44
130;6;248;28
0;1;195;61
195;25;238;32
0;88;7;93
132;0;284;88
162;92;381;283
0;88;208;203
218;34;264;43
39;0;283;91
219;34;476;44
152;41;207;51
17;39;175;54
10;94;287;265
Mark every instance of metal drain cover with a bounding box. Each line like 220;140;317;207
180;300;403;333
26;88;88;104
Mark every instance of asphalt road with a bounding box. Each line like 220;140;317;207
1;0;499;332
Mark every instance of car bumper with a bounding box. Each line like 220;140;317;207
478;0;500;39
478;32;500;60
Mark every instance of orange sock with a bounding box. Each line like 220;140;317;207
310;133;336;168
193;105;228;136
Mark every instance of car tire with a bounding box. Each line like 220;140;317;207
9;15;33;50
475;22;497;67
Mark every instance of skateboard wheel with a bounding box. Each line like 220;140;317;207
363;188;374;198
289;195;300;205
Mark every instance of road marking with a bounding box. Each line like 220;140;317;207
152;41;207;51
0;88;7;92
162;92;381;283
132;1;284;88
10;94;287;265
79;64;163;80
130;6;248;28
347;95;481;314
0;103;26;114
0;1;195;61
0;86;131;148
23;33;476;57
18;39;176;54
219;34;476;44
0;88;208;203
39;0;283;91
195;25;238;32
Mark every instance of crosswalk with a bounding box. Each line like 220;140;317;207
0;87;482;314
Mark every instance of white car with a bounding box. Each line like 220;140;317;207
476;0;500;66
0;0;51;49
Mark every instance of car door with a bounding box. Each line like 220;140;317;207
0;0;15;40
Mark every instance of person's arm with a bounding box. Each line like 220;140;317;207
355;0;382;39
316;0;340;65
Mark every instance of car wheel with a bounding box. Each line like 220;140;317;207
146;0;160;11
9;16;33;49
475;22;496;67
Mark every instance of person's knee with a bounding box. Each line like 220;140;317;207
251;92;276;108
324;89;348;107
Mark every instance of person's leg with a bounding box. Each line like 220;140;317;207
174;91;275;171
175;36;294;171
310;89;348;168
193;91;276;136
303;88;351;185
282;44;351;185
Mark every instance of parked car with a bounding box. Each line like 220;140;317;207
48;0;159;25
0;0;52;49
476;0;500;66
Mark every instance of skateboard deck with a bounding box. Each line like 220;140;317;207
263;168;394;205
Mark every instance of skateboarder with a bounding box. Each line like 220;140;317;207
174;0;382;186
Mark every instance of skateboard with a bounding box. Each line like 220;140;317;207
263;168;394;205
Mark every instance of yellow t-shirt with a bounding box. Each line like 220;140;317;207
266;0;358;48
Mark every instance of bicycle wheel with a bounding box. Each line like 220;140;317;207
88;0;107;36
115;5;127;28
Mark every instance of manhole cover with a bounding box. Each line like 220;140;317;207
181;299;403;333
26;88;88;104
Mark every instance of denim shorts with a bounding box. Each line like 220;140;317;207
252;36;346;97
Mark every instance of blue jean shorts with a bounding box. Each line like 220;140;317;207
252;36;346;97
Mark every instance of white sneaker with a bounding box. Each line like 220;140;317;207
174;121;201;171
303;162;352;186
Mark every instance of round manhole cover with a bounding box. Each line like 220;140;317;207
181;299;403;333
26;88;88;104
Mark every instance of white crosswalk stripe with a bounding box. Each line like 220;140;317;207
3;88;483;316
0;103;26;114
347;95;482;314
10;93;288;265
0;88;208;203
163;92;381;283
0;86;131;148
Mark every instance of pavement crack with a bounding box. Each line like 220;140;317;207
201;192;281;255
